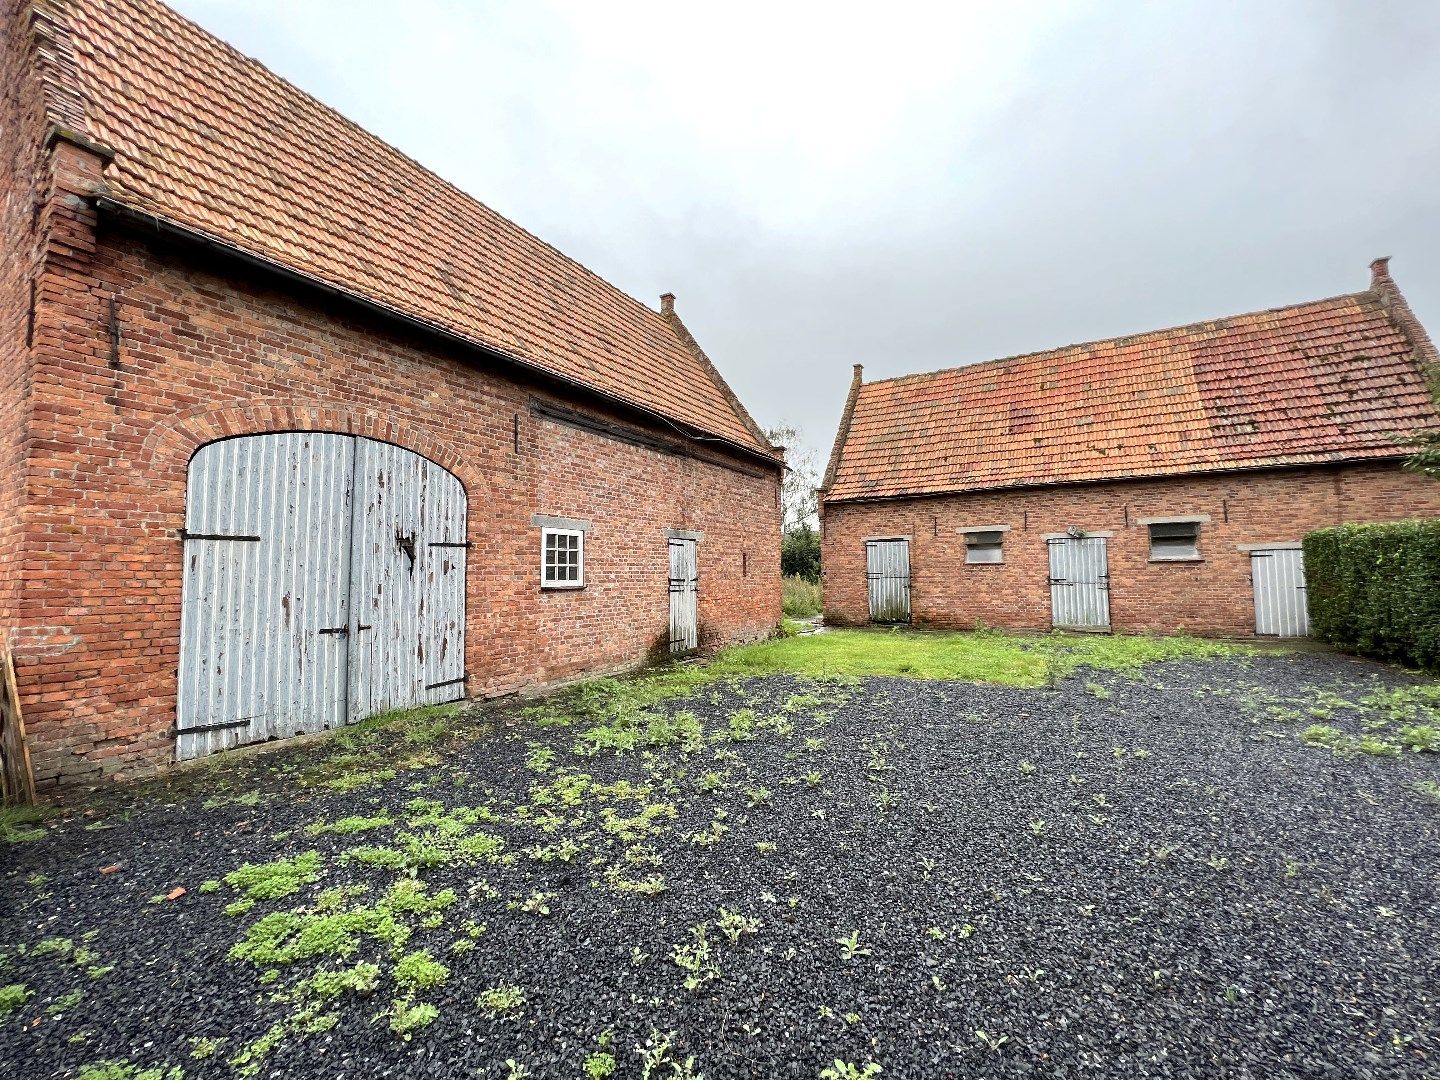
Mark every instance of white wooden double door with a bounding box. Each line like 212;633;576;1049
177;433;467;760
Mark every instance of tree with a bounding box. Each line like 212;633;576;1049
781;525;821;582
764;423;821;533
1404;430;1440;481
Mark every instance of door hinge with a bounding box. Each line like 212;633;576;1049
179;529;261;542
175;715;256;735
426;674;468;691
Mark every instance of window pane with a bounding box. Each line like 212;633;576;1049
967;544;1003;564
1151;538;1197;558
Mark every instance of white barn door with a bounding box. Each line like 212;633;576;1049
668;538;699;654
1251;548;1309;637
866;539;911;623
346;439;468;721
1048;535;1111;630
178;434;467;760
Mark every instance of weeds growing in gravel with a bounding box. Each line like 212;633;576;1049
835;930;871;961
0;983;29;1017
820;1060;883;1080
0;804;53;843
75;1062;183;1080
974;1030;1010;1053
225;851;323;901
636;1030;700;1080
476;983;526;1019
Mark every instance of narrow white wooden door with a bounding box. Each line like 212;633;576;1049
668;538;699;653
1251;548;1309;637
866;539;911;623
1048;536;1111;630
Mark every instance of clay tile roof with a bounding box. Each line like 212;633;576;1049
826;273;1440;502
30;0;775;458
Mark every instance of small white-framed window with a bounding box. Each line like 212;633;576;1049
541;528;584;588
1149;520;1200;561
965;529;1005;564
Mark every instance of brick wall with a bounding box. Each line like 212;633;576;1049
821;464;1440;634
0;1;47;643
12;140;780;790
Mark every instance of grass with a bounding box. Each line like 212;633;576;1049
700;628;1245;686
1;804;55;844
782;575;822;618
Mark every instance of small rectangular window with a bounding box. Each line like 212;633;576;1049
965;529;1005;564
541;528;584;588
1149;521;1200;560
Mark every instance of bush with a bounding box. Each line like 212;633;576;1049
782;575;822;618
1304;518;1440;673
781;526;821;582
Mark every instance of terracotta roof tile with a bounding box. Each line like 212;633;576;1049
32;0;774;457
827;286;1440;501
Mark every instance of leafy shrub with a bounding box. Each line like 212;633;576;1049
782;575;822;618
1304;518;1440;673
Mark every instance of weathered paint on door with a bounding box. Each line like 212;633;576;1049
1251;548;1309;637
668;538;699;653
177;433;467;760
1048;535;1111;630
346;438;468;721
866;539;911;623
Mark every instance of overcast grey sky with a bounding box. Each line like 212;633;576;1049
172;0;1440;467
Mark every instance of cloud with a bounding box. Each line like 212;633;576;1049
172;0;1440;465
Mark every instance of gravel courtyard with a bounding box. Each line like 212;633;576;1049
2;643;1438;1079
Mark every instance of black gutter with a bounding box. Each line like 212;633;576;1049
94;196;783;472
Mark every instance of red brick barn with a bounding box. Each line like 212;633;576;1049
0;0;783;791
820;261;1440;637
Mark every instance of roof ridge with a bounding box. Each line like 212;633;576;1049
862;288;1377;391
126;0;685;346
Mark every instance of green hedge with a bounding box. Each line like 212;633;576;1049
1304;518;1440;672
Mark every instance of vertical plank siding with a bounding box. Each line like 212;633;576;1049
1251;549;1310;637
177;433;466;761
668;538;699;653
866;539;911;623
1047;536;1111;630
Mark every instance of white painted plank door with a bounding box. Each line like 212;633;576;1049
1251;549;1309;637
866;539;911;623
1048;536;1111;630
347;440;468;721
177;433;355;760
669;538;699;653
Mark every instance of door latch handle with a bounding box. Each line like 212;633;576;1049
395;530;417;573
356;623;374;633
318;626;349;636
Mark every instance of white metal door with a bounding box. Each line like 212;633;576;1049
178;434;467;760
1048;535;1111;630
668;538;699;653
866;539;911;623
1251;548;1309;637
